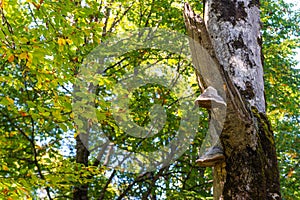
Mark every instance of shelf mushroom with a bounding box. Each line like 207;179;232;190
194;86;226;167
196;146;225;167
194;86;226;109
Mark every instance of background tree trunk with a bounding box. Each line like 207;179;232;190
73;132;89;200
184;0;281;199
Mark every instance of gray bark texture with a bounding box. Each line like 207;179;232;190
184;0;281;199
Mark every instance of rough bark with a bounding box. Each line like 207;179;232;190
184;1;281;199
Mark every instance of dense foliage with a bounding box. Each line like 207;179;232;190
0;0;299;199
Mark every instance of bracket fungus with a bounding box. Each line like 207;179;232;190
194;86;226;109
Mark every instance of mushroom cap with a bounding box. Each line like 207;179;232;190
196;146;225;167
194;86;226;109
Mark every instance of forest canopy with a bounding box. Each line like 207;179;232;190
0;0;299;199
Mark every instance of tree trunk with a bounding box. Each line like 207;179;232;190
184;0;281;199
73;82;95;199
73;132;89;200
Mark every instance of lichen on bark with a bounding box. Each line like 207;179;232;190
204;0;266;113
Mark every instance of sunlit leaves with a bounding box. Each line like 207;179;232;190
261;0;300;199
0;0;299;199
